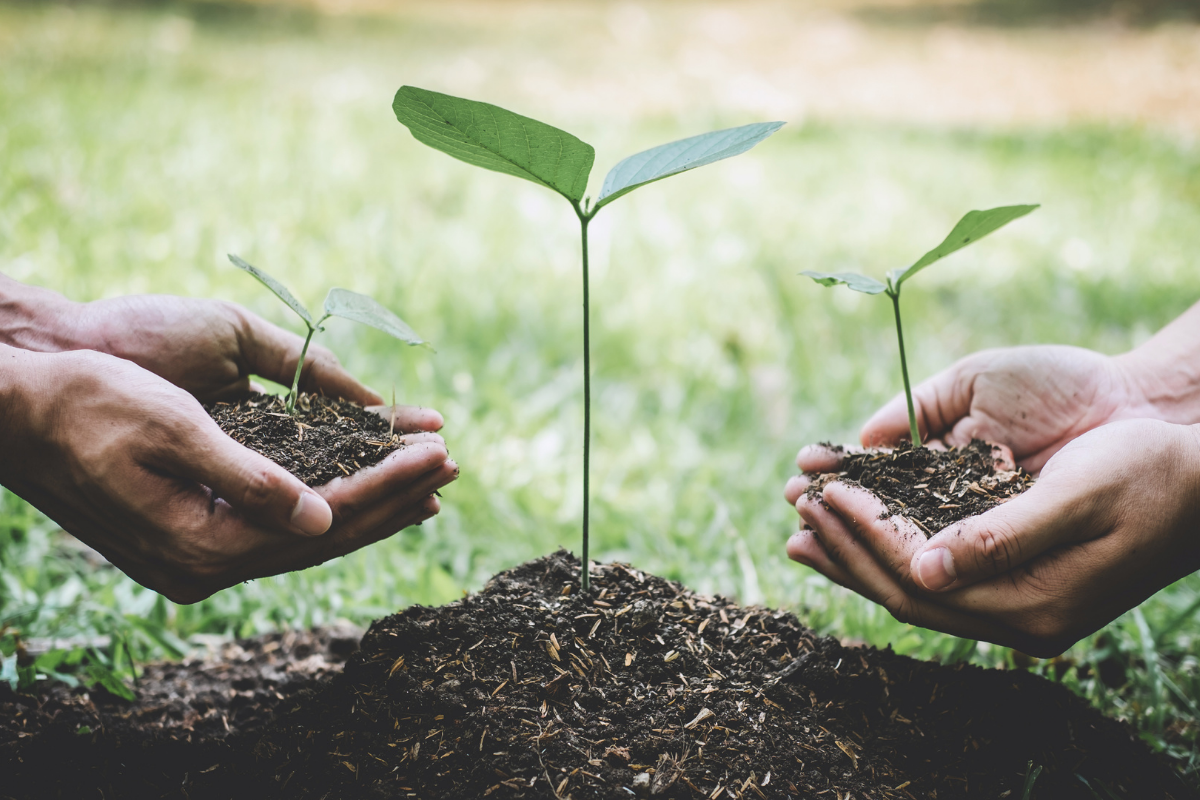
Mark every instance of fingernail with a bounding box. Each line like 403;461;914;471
915;548;956;591
291;490;332;536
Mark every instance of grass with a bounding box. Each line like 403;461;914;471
0;0;1198;789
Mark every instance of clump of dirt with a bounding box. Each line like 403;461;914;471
1;554;1190;799
806;439;1035;537
205;392;410;485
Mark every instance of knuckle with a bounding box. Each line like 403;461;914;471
240;465;286;510
971;520;1021;575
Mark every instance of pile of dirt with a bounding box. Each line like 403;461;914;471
205;392;410;485
1;554;1190;799
806;439;1035;536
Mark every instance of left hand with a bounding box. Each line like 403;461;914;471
782;420;1200;656
71;294;387;406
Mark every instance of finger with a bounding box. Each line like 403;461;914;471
783;474;810;506
820;481;928;588
322;494;443;562
796;443;855;473
366;404;444;433
160;415;333;537
860;362;974;447
905;475;1097;594
237;311;383;405
324;458;456;536
786;530;862;591
315;440;454;520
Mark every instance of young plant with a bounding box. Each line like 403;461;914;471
801;204;1038;446
392;86;783;590
228;254;425;414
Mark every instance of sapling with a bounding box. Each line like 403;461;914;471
801;204;1038;446
228;254;425;414
392;86;783;589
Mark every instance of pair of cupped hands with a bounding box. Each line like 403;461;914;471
0;291;457;604
784;344;1200;657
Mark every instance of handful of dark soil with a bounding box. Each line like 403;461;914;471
205;392;408;486
806;439;1035;536
0;552;1190;799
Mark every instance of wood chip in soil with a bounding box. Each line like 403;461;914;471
4;552;1189;799
205;392;408;486
806;439;1035;536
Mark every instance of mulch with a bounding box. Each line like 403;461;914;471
1;553;1191;800
205;392;410;486
805;439;1035;536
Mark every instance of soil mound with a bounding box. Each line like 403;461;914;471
1;554;1190;799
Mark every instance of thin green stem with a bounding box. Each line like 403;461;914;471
577;206;593;592
287;316;328;414
889;290;921;446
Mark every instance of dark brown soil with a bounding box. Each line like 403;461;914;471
2;553;1190;800
806;439;1035;537
205;392;410;486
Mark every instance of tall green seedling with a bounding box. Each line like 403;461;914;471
801;205;1038;445
229;254;426;414
393;86;783;590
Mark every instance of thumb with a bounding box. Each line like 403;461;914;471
908;475;1094;592
238;310;384;406
860;360;975;447
165;416;333;537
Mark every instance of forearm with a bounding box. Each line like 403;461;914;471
0;274;84;353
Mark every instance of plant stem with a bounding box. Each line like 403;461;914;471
577;209;593;592
889;290;921;446
287;321;322;415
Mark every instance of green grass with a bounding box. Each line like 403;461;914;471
0;1;1198;789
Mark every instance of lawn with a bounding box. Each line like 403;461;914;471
1;0;1198;786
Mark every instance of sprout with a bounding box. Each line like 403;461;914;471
802;204;1039;446
393;86;783;590
229;254;425;414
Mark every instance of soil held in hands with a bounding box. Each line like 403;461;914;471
2;553;1190;800
205;392;407;486
806;439;1035;536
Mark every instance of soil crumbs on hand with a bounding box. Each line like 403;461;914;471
807;439;1035;536
205;392;407;486
2;553;1189;800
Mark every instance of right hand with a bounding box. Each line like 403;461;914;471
856;345;1157;473
0;346;458;604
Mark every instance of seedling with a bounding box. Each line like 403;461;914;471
393;86;783;589
801;204;1038;446
229;254;425;414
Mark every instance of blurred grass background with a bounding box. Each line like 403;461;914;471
1;0;1199;786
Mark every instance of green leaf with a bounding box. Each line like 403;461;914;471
228;254;314;327
888;204;1039;289
800;270;888;295
324;288;425;347
1;654;18;691
596;121;785;208
85;661;135;702
393;86;595;204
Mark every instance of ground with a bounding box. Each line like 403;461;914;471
0;0;1198;789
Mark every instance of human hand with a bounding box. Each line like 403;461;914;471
785;419;1200;656
856;345;1156;473
0;345;457;603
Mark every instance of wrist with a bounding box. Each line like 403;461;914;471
0;344;44;459
1113;344;1200;426
0;275;85;353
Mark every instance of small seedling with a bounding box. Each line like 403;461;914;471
229;254;425;414
393;86;783;590
801;204;1038;446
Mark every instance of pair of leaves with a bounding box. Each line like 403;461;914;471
228;255;424;346
802;204;1039;296
392;86;783;210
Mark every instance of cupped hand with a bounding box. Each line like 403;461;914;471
786;419;1200;656
858;345;1155;473
0;346;457;603
72;293;424;413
